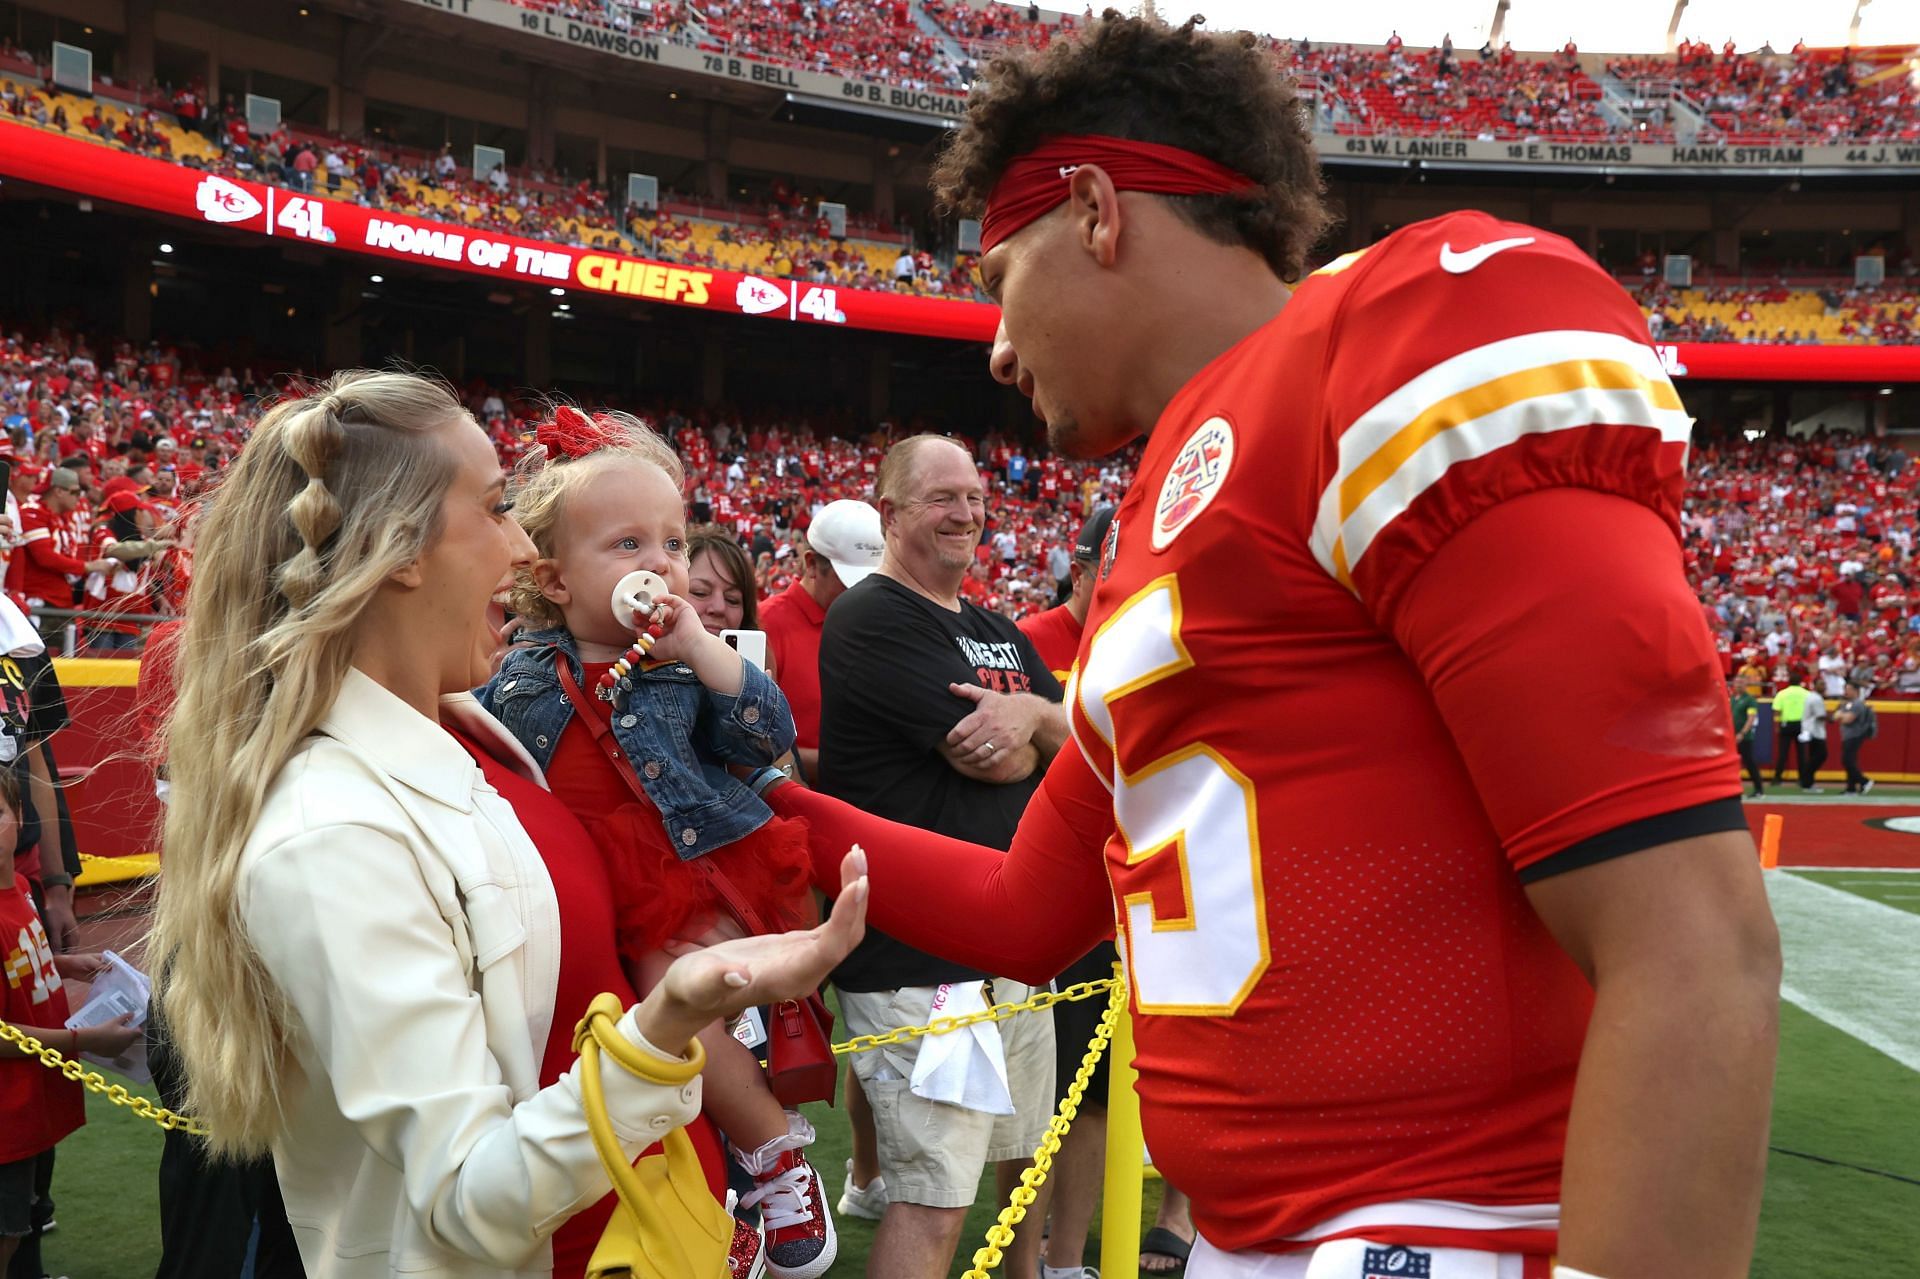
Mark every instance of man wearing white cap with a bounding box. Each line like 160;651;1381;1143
760;498;882;785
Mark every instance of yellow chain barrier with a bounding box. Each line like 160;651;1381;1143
961;965;1124;1279
0;1016;209;1136
832;977;1116;1056
1;977;1116;1143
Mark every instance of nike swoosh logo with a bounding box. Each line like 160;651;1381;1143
1439;236;1537;273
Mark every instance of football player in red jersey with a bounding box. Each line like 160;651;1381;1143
764;14;1778;1279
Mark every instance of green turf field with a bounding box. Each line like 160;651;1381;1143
1797;867;1920;916
35;868;1920;1277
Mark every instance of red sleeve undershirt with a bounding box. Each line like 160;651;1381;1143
770;745;1117;985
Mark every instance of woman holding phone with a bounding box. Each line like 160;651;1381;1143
148;371;865;1279
686;528;766;666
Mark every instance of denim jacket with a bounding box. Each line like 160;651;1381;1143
476;627;795;860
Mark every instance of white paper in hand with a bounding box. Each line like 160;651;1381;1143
64;950;153;1083
908;981;1014;1115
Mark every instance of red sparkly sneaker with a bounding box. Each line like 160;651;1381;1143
734;1114;837;1279
727;1211;767;1279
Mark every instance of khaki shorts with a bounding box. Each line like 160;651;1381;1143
839;981;1056;1209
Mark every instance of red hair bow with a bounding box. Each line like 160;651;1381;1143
537;405;615;460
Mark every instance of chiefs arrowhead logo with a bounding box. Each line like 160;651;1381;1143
734;277;788;316
195;175;262;225
1152;415;1235;551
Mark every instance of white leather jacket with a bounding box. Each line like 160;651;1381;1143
238;668;702;1278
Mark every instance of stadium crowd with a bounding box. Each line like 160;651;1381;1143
505;0;970;92
1636;280;1920;345
1688;435;1920;707
1296;36;1622;142
6;24;1920;324
0;60;979;306
920;0;1074;61
1607;39;1920;144
0;324;1134;652
4;318;1918;717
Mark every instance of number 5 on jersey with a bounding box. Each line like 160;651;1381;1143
1072;575;1269;1015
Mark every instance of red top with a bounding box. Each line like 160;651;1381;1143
133;619;184;750
545;662;813;957
1015;602;1082;681
7;499;86;605
775;212;1742;1259
447;727;723;1277
759;581;826;748
0;875;84;1161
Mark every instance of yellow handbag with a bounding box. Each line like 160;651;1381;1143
573;993;734;1279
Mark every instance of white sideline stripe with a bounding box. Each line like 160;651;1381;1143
1768;871;1920;1073
1788;865;1920;874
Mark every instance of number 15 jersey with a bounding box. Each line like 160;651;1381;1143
1064;211;1743;1254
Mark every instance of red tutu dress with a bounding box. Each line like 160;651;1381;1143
545;660;814;958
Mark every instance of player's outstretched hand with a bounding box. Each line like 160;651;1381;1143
640;847;868;1050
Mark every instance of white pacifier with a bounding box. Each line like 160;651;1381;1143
611;569;670;628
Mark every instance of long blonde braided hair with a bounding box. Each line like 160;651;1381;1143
150;370;465;1157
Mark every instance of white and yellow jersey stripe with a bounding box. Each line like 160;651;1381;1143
1310;328;1693;591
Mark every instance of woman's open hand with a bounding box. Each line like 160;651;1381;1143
635;847;868;1052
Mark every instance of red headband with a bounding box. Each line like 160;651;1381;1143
978;134;1261;255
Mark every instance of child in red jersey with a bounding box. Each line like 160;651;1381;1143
0;767;139;1272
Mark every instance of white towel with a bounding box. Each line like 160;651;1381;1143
908;981;1015;1115
0;594;44;658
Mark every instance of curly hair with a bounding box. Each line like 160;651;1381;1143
932;10;1332;282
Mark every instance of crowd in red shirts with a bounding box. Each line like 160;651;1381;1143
507;0;967;91
4;57;975;304
918;0;1075;62
1296;37;1621;141
1607;40;1920;144
12;317;1919;673
0;330;238;646
1685;435;1920;699
0;321;1137;648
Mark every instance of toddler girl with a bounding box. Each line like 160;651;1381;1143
479;407;833;1279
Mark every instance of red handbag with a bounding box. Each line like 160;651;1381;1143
555;657;837;1107
695;861;838;1108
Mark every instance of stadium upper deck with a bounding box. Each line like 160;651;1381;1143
2;0;1917;384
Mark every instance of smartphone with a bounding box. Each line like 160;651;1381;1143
721;628;768;671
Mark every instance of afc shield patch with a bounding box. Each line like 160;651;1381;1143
1151;415;1234;551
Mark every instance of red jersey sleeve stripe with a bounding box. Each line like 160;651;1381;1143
1311;330;1690;587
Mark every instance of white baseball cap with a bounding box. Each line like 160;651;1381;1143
806;499;884;588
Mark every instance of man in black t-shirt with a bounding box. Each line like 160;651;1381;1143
818;434;1067;1279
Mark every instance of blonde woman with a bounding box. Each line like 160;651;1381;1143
148;371;866;1279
